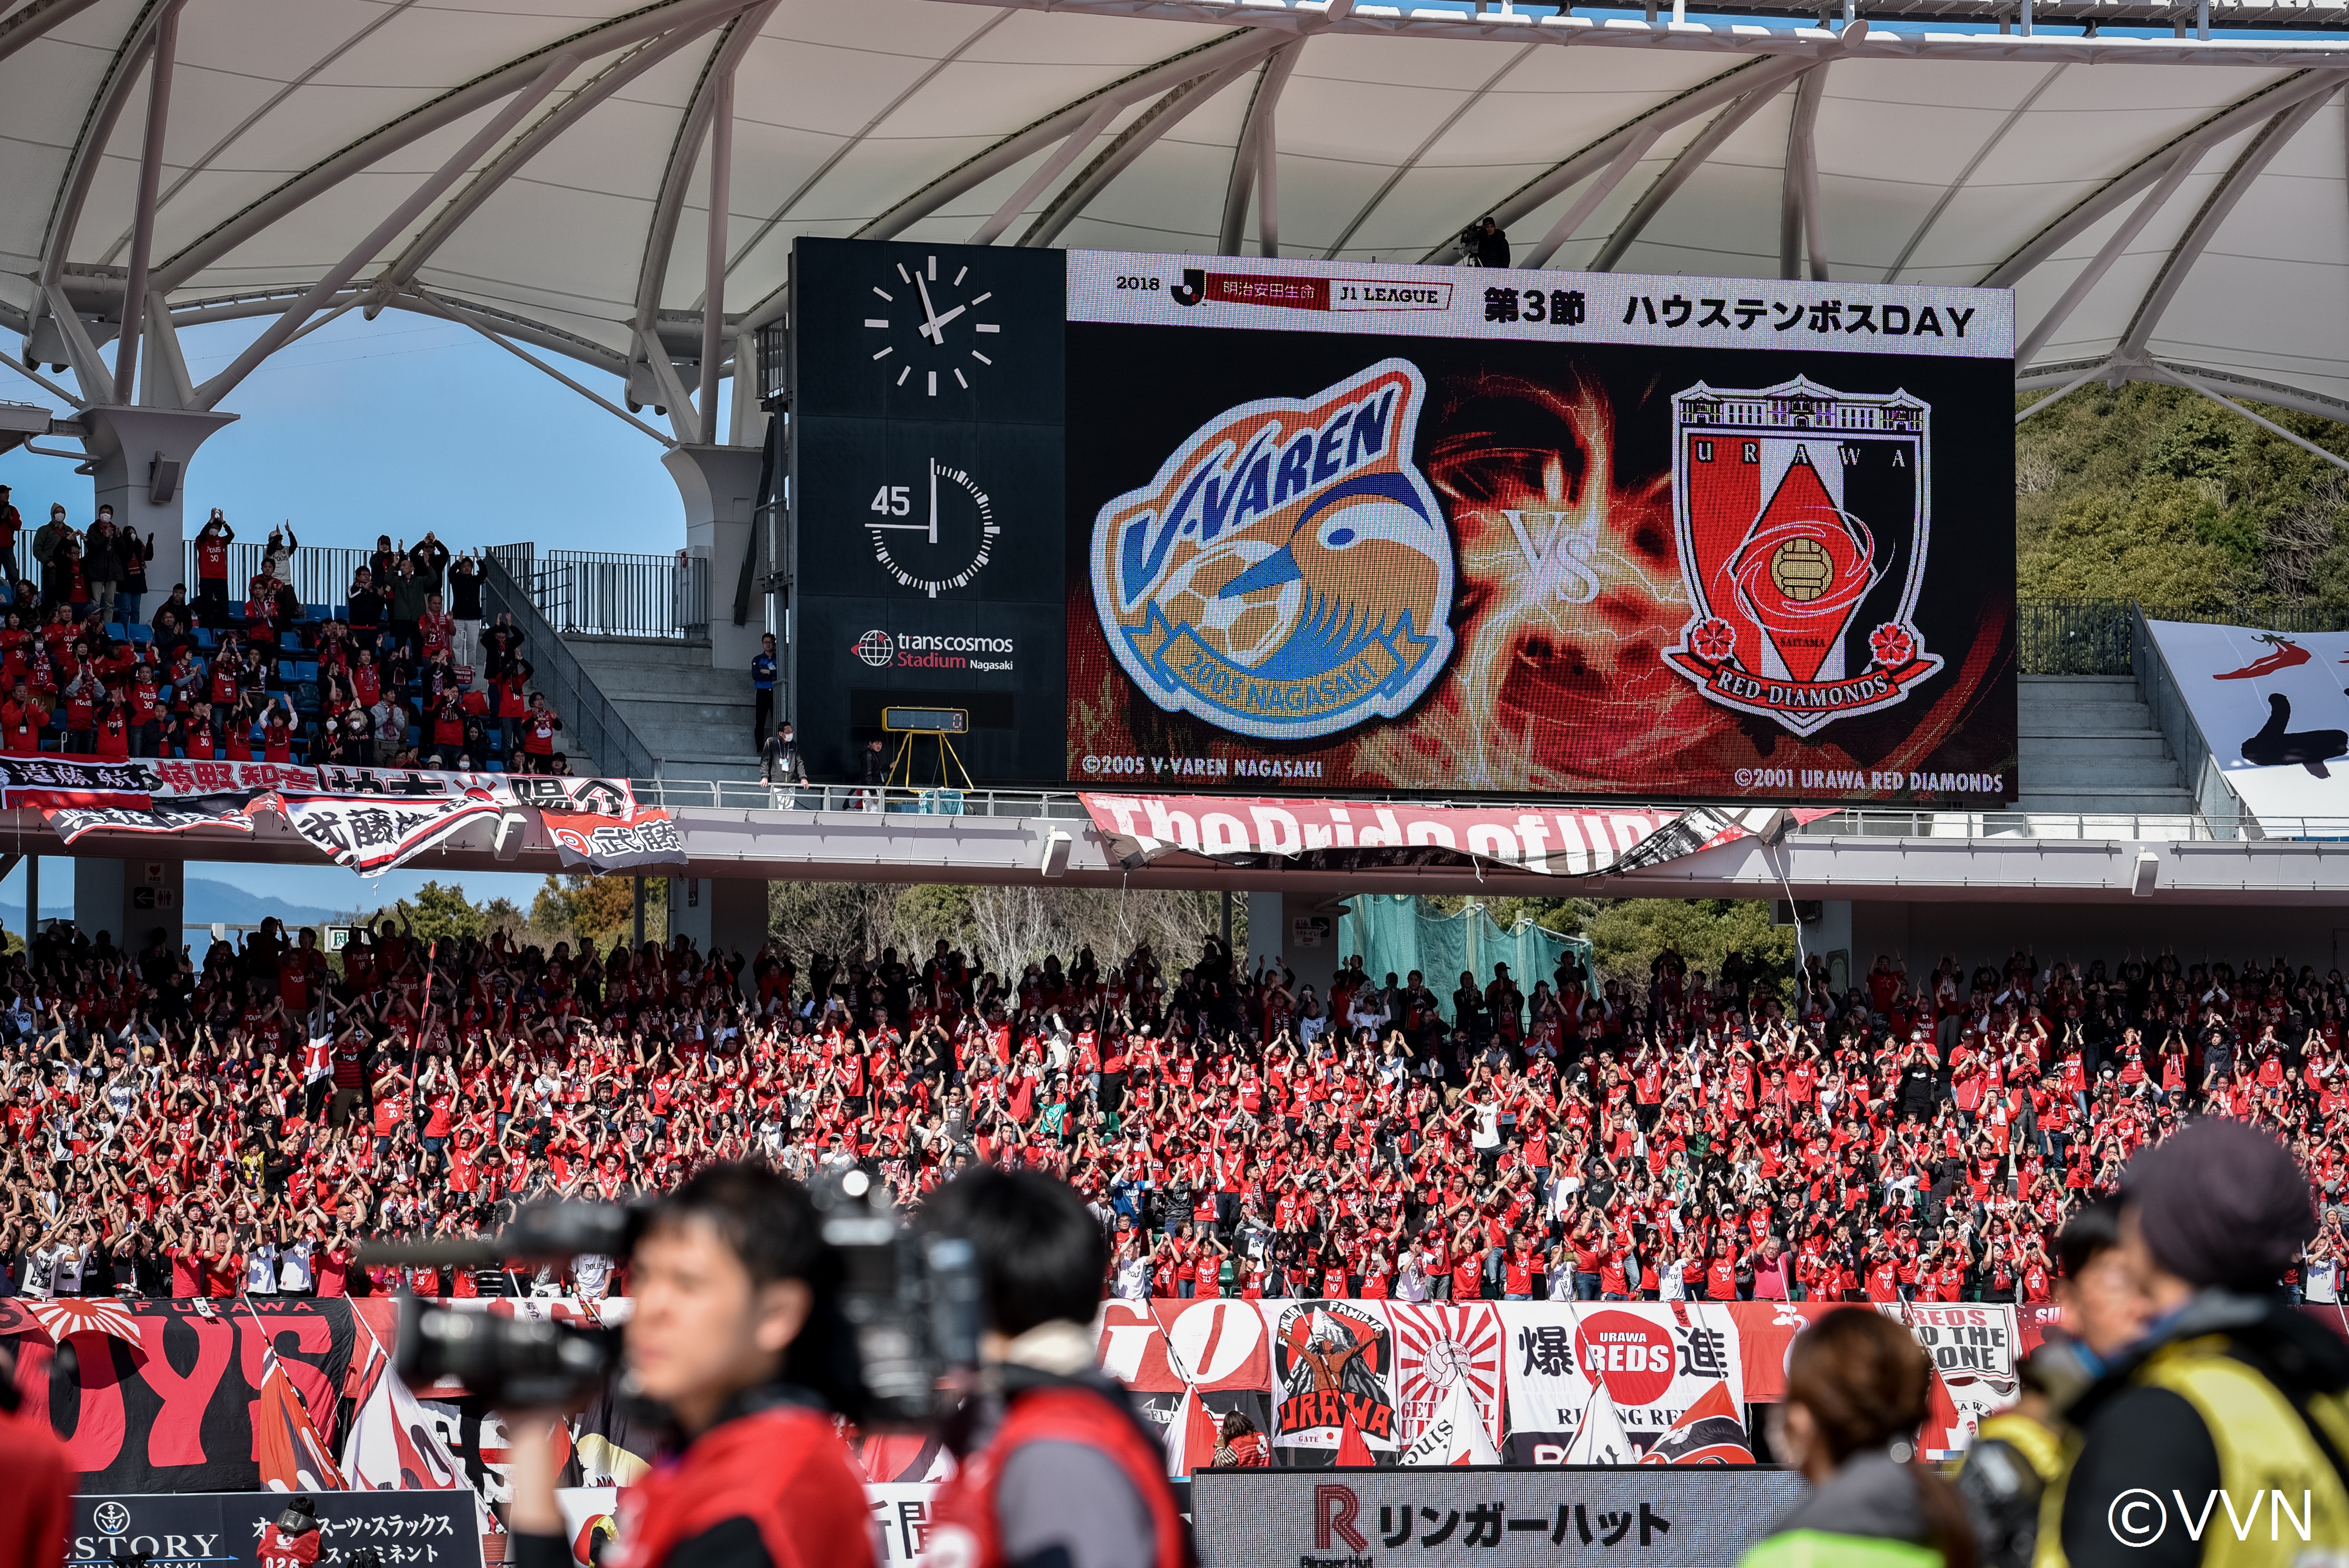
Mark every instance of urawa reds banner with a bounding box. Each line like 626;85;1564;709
1090;1298;2020;1471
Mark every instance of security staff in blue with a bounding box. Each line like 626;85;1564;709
2054;1119;2349;1568
751;632;778;748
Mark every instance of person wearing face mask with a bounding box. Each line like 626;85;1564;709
1958;1199;2152;1568
2053;1119;2349;1568
1742;1308;1978;1568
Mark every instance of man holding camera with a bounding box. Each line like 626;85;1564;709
928;1168;1190;1568
503;1165;875;1568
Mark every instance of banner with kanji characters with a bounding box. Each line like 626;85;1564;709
545;806;689;872
17;759;652;877
1494;1303;1745;1465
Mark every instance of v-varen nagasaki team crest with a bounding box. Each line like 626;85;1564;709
1091;359;1455;741
1663;376;1942;735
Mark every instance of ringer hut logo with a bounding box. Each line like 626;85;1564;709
1662;376;1942;735
1090;359;1455;741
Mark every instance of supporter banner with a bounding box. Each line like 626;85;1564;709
546;807;689;872
1081;795;1810;877
1191;1466;1809;1568
1267;1300;1401;1452
1388;1302;1505;1453
0;755;155;808
286;792;506;875
4;1298;355;1493
1900;1303;2020;1453
72;1491;483;1568
45;797;260;844
36;763;648;875
1098;1298;1274;1394
2141;620;2349;823
1496;1303;1745;1465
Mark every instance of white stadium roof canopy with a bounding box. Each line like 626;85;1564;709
6;0;2349;445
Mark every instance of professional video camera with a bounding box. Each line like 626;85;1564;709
371;1170;981;1424
815;1167;983;1426
380;1202;633;1408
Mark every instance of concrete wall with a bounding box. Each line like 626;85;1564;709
71;855;185;950
665;874;770;960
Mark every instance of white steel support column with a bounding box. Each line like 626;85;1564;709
114;0;182;406
80;405;236;577
194;51;580;409
1522;127;1659;270
2014;150;2198;366
698;73;733;446
664;443;764;675
969;100;1120;245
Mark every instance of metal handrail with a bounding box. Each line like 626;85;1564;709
479;551;658;782
486;542;708;641
2130;601;2251;834
610;778;2349;844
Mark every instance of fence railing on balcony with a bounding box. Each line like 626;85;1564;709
486;544;708;641
477;551;657;782
167;542;375;614
2017;598;2349;675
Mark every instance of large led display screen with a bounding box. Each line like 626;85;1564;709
790;240;2015;803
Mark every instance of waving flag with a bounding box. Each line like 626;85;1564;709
342;1324;466;1492
255;1344;345;1492
1640;1379;1754;1465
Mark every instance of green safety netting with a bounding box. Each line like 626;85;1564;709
1339;894;1593;990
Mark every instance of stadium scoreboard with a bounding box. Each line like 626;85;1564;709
789;238;2015;805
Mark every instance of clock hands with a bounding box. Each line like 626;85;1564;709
914;272;971;345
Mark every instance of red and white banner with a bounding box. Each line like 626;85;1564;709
546;807;688;872
1080;794;1823;876
23;760;652;876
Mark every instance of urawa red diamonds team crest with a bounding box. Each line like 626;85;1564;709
1662;376;1942;735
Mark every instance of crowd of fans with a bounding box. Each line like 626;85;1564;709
2;916;2340;1308
0;493;570;773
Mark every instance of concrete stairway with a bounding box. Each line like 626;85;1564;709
2016;674;2198;816
563;635;761;782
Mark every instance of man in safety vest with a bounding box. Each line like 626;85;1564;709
1960;1197;2150;1568
927;1167;1192;1568
2056;1118;2349;1568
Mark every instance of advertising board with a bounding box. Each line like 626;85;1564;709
790;239;2015;803
1190;1466;1809;1568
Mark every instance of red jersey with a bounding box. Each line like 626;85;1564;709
931;1384;1189;1568
607;1401;873;1568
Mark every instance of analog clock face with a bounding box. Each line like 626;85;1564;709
863;253;1005;397
867;458;997;597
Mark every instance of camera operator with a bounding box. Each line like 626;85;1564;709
928;1167;1189;1568
501;1165;875;1568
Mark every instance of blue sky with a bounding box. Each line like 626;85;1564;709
0;308;694;914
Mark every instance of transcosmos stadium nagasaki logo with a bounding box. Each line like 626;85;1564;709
1662;376;1942;736
1090;359;1455;741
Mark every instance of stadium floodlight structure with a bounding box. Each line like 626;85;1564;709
4;0;2349;666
